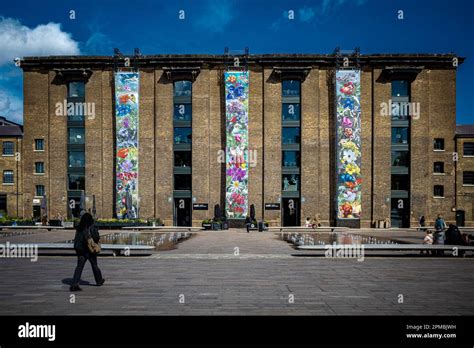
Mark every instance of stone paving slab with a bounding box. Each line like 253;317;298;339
0;229;473;315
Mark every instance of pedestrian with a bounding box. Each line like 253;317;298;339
244;215;251;233
434;214;446;231
418;215;426;231
433;218;446;256
420;230;433;255
70;212;105;291
305;217;312;228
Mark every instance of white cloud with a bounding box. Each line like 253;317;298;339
0;88;23;124
0;17;80;66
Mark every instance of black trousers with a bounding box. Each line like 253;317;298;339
72;252;103;286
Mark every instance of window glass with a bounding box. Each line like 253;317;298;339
174;81;192;97
391;174;409;191
68;151;85;168
68;174;85;190
282;80;300;97
434;138;445;150
36;185;45;196
35;162;44;174
174;128;192;144
463;171;474;185
68;82;85;98
463;142;474;156
68;128;85;144
434;185;444;197
174;151;192;167
392;151;409;167
282;127;300;144
35;139;44;151
434;162;444;174
173;104;192;121
282;103;300;122
174;174;192;190
282;174;300;191
2;141;14;155
3;170;14;184
392;80;409;97
391;127;409;144
391;102;411;121
282;151;300;167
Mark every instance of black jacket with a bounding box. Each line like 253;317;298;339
73;225;100;253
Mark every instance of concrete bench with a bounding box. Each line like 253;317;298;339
0;226;65;232
122;226;203;232
28;243;155;256
296;243;474;256
268;226;348;233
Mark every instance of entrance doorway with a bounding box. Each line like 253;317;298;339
174;198;191;226
456;210;465;227
0;194;6;217
282;198;300;226
390;198;409;228
33;205;41;219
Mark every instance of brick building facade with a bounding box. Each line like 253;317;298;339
455;125;474;226
0;116;23;217
18;53;470;227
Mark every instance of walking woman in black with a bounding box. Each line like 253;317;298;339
70;212;105;291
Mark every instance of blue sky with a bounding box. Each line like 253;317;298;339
0;0;473;124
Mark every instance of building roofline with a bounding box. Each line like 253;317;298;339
19;53;465;70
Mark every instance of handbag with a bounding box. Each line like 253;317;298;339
87;227;101;254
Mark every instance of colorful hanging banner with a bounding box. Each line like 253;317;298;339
114;72;139;218
335;70;362;219
225;71;249;219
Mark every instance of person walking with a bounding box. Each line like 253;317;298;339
70;212;105;291
418;215;426;231
245;215;251;233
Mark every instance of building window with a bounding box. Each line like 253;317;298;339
282;174;300;191
174;151;192;167
433;162;444;174
68;128;85;144
173;80;192;97
464;142;474;156
35;162;45;174
3;170;14;184
173;103;192;121
282;127;301;144
392;151;409;167
391;80;409;97
68;81;85;98
391;174;409;191
463;171;474;185
174;174;192;190
35;139;44;151
433;185;444;198
282;103;300;122
282;80;300;97
174;127;192;144
434;138;445;151
68;151;85;168
391;127;409;144
35;185;45;197
68;174;85;190
282;151;300;168
2;141;14;155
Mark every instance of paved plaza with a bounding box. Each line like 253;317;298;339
0;229;473;315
